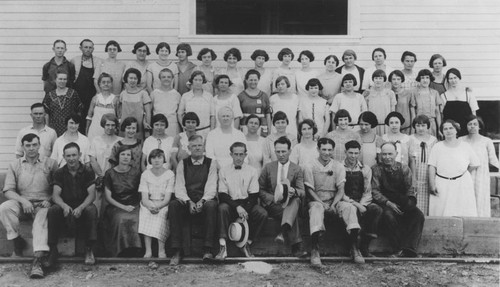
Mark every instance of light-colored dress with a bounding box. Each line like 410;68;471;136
178;90;215;139
329;92;367;126
147;61;179;90
257;68;274;97
410;87;442;136
401;69;418;91
51;133;91;167
138;169;174;241
272;67;296;94
87;93;119;142
290;143;319;169
94;59;125;95
326;130;362;162
299;95;329;135
428;141;480;217
409;135;438;215
362;65;395;91
205;128;247;168
194;65;216;95
270;93;300;138
142;135;175;169
317;72;342;104
150;88;181;137
213;94;243;128
295;69;319;98
119;89;151;139
217;67;246;96
124;60;149;90
358;131;383;168
89;135;123;175
366;88;397;136
460;136;500;217
246;136;265;174
382;133;410;166
394;88;413;135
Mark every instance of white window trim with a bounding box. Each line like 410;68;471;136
179;0;361;44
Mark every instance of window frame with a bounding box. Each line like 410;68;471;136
179;0;361;44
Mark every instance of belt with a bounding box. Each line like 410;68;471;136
195;125;210;131
436;172;465;180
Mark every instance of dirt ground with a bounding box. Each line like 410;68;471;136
0;260;498;287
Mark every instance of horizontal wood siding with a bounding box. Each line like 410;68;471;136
0;0;499;171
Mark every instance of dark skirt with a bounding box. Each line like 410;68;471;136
103;204;142;257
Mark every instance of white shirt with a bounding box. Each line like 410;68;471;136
218;163;259;200
15;125;57;158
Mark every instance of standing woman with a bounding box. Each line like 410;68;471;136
428;120;480;217
124;41;150;91
389;70;413;135
94;40;125;96
213;75;243;128
142;114;175;171
460;115;499;217
119;68;152;140
86;73;119;142
262;111;297;165
365;69;397;136
408;115;437;215
357;111;383;168
177;71;215;139
295;50;319;99
103;145;142;257
326;109;361;162
244;114;266;174
400;51;418;91
382;112;410;166
146;42;179;94
171;112;200;165
51;114;90;167
410;69;443;137
429;54;447;95
298;78;329;137
195;48;217;95
218;48;246;96
270;76;300;138
441;68;479;137
252;49;273;97
290;119;319;169
150;68;182;137
272;48;296;94
335;49;365;93
329;74;367;131
238;69;272;137
362;48;394;91
175;43;196;96
110;117;143;171
43;71;83;137
317;55;342;105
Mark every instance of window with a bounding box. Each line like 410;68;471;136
196;0;348;35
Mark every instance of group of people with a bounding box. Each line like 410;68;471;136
1;39;498;278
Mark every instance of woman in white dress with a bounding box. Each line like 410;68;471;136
382;112;410;166
272;48;296;94
217;48;245;96
460;115;499;217
270;76;300;138
290;119;319;169
252;49;273;97
124;41;150;91
298;78;329;137
244;114;265;174
142;114;175;170
93;40;125;96
317;55;342;105
146;42;179;94
295;50;319;99
362;48;394;91
171;112;200;169
86;73;119;142
139;149;174;259
195;48;217;95
429;120;480;217
213;74;243;128
326;109;361;162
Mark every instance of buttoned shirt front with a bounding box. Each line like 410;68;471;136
15;125;57;158
304;158;346;202
218;163;259;200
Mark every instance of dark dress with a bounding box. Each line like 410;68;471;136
103;167;142;257
42;88;83;136
442;89;473;137
74;56;97;133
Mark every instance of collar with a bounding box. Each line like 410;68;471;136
28;125;48;132
21;155;41;164
278;161;290;168
49;56;69;65
381;162;401;172
343;159;363;170
191;156;205;165
63;162;85;174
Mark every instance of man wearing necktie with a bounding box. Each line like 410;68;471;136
258;136;306;257
215;142;268;260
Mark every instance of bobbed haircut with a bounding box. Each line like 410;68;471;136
230;141;247;153
120;116;138;132
275;76;290;88
98;72;113;85
440;119;461;134
298;119;318;136
317;137;335;150
245;69;261;80
324;55;339;66
464;114;485;131
65;113;83;125
21;133;40;146
345;140;361;151
114;145;134;162
445;68;462;81
305;78;323;91
105;40;122;52
132;41;150;55
429;54;447;68
224;47;242;61
277;48;294;61
274;136;291;150
388;70;405;83
176;42;192;56
416;69;435;82
151;113;169;128
372;69;387;81
251;49;269;61
197;48;217;61
384;111;405;126
148;148;166;164
342;49;357;61
272;111;289;125
155;42;171;54
63;142;80;154
245;114;261;126
334;109;352;124
401;51;417;62
412;114;431;129
100;113;119;128
182;112;200;127
341;73;358;87
123;68;142;84
358;111;378;128
188;70;207;84
298;50;315;62
214;74;233;86
372;48;387;60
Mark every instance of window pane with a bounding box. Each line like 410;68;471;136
196;0;348;35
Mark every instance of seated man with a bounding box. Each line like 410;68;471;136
215;142;268;260
169;134;218;265
259;136;306;257
47;142;98;267
0;133;58;278
343;140;383;257
372;142;425;258
304;138;364;266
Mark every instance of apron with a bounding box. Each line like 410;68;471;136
87;94;116;142
74;56;96;134
345;170;364;202
442;89;472;137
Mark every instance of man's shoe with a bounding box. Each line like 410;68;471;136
202;250;214;261
291;243;308;258
401;249;421;258
274;233;285;244
359;235;375;257
169;250;181;266
241;244;254;258
215;245;227;261
310;249;322;266
351;247;365;264
84;248;95;265
29;259;44;279
389;250;404;258
44;248;58;268
12;236;26;257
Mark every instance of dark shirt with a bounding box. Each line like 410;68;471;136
42;57;76;92
104;167;141;206
53;163;95;208
371;162;415;207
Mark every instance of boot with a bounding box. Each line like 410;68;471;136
359;235;375;257
12;236;26;257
